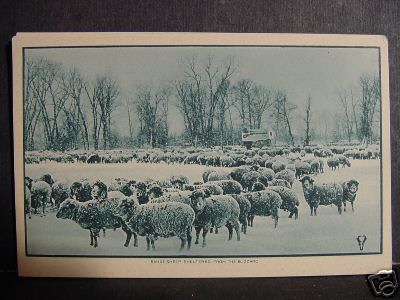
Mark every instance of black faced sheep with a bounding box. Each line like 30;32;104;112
267;186;299;219
245;190;282;228
52;180;71;208
204;180;243;195
115;198;195;251
70;179;93;202
341;179;359;212
295;161;311;179
136;181;150;204
299;176;344;216
56;198;135;248
230;194;252;234
189;191;240;247
275;169;295;187
31;180;52;216
40;174;55;186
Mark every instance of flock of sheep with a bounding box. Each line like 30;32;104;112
24;147;364;251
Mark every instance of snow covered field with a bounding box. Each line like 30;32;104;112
24;159;382;257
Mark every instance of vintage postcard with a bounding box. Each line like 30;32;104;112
12;33;391;277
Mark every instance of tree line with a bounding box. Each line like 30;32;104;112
24;55;380;151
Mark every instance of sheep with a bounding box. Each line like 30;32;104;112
86;153;102;164
245;190;282;228
202;169;214;183
203;180;242;195
275;169;295;187
230;166;251;183
70;179;93;202
327;157;340;171
267;186;299;219
40;174;55;186
56;198;135;248
338;155;351;168
115;198;195;251
240;171;262;191
299;175;344;216
259;168;275;181
295;161;311;179
318;159;324;173
272;160;286;173
310;160;320;174
184;183;224;196
189;191;240;247
268;178;291;189
341;179;359;212
170;175;189;190
207;170;232;182
150;190;193;205
251;182;267;192
231;194;252;234
31;180;52;217
135;181;150;204
108;178;137;197
52;180;71;208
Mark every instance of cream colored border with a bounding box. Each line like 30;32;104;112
13;33;391;278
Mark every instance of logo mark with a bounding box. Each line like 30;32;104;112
368;270;398;298
356;234;367;251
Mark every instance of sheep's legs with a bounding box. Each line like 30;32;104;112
186;227;192;250
146;236;155;250
337;204;342;215
90;231;94;246
103;228;106;238
195;226;202;244
226;224;233;240
202;228;208;247
343;201;347;212
274;216;278;228
351;202;354;212
234;221;240;241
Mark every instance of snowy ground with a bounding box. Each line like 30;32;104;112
24;159;382;257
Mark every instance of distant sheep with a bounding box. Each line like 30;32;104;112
207;170;232;182
251;182;267;192
327;157;340;171
310;160;320;174
115;198;195;251
268;178;291;189
240;171;262;191
272;161;286;173
338;155;351;168
342;179;359;212
300;176;344;216
189;191;240;247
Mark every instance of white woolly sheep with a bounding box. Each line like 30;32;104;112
31;181;52;217
204;180;243;195
245;190;282;228
267;186;299;219
52;180;71;208
115;199;195;251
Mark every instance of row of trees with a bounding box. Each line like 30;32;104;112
24;55;381;151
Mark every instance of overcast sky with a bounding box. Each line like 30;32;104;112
26;46;380;135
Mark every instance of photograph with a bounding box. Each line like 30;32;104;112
12;33;391;277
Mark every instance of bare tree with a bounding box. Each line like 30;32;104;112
303;96;312;146
273;92;296;146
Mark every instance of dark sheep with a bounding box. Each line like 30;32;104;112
189;191;240;247
86;154;102;164
342;179;359;212
115;198;195;251
300;175;344;216
40;174;55;186
70;179;93;202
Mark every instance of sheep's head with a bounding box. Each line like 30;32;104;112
92;180;108;200
148;184;163;199
70;182;83;198
115;198;137;220
346;180;359;193
56;199;78;219
299;175;314;191
40;174;54;186
190;190;206;212
345;159;351;167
